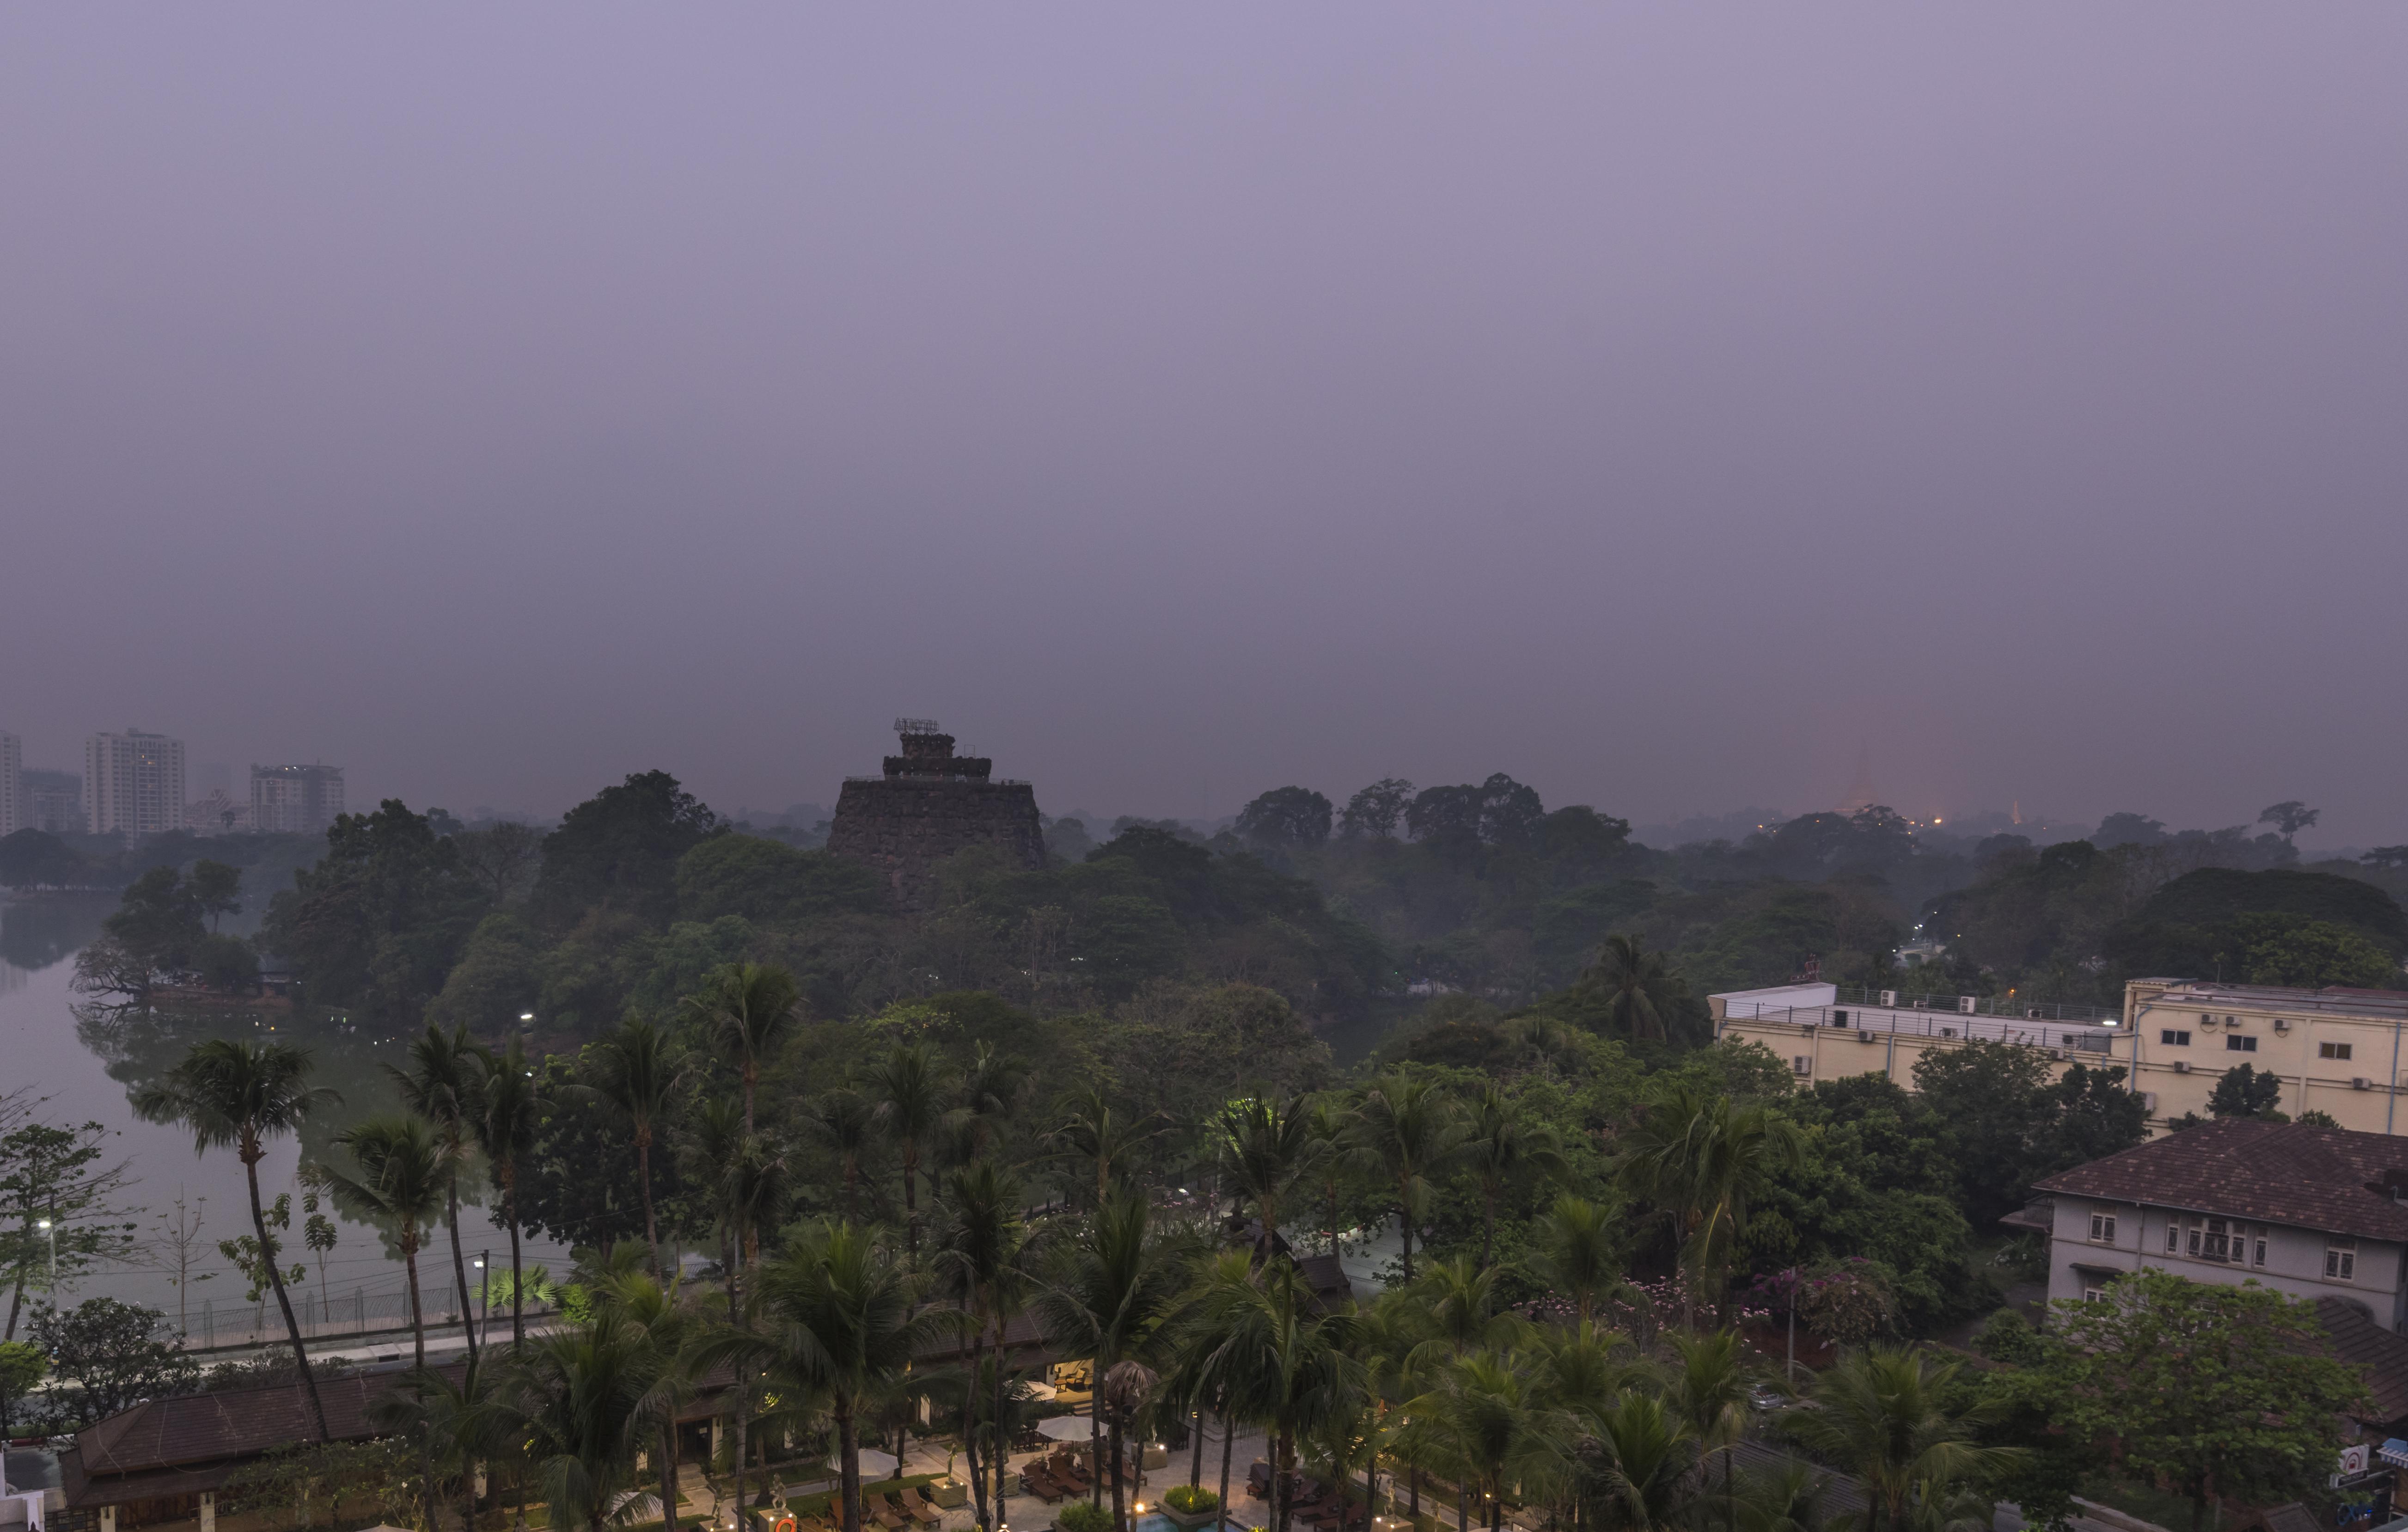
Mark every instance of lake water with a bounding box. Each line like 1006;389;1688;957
0;895;571;1344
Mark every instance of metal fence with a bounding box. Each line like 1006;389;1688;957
174;1282;560;1352
1827;983;2121;1025
1722;995;2118;1054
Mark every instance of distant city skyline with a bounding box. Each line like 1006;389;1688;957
4;6;2403;845
0;717;2368;852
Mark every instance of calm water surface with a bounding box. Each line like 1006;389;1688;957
0;895;569;1332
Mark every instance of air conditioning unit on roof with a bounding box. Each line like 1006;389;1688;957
1857;1029;1878;1045
2273;1018;2291;1034
2173;1060;2191;1074
1958;995;1976;1014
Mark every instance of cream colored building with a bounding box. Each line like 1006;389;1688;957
1711;978;2408;1136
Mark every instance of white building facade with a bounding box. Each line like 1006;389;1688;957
250;764;344;836
85;730;186;837
0;731;20;838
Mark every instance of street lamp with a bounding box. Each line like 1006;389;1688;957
36;1218;55;1284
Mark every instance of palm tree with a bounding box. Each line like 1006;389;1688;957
1534;1319;1633;1423
510;1305;671;1532
389;1021;489;1365
1588;935;1686;1043
1408;1352;1540;1532
1406;1257;1525;1367
1031;1192;1192;1530
933;1160;1025;1532
707;1126;789;1513
802;1087;883;1222
1303;1097;1354;1257
1535;1195;1621;1324
1778;1346;2022;1532
1668;1329;1753;1532
1729;1459;1833;1532
1045;1085;1166;1208
1616;1081;1803;1327
947;1041;1025;1162
133;1039;341;1440
1216;1095;1326;1263
320;1113;455;1529
593;1250;703;1532
685;962;802;1134
475;1036;545;1348
746;1221;947;1532
1176;1254;1364;1532
866;1041;949;1264
1461;1083;1568;1267
588;1015;690;1278
368;1351;509;1532
1346;1073;1465;1285
321;1114;453;1369
1574;1394;1698;1532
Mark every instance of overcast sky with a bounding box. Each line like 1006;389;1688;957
5;5;2405;841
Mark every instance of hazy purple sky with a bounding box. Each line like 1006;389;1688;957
6;6;2406;840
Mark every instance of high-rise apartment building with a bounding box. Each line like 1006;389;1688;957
0;732;20;839
250;763;345;836
85;730;187;837
24;771;81;833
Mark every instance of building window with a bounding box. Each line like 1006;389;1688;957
2082;1285;2105;1303
2322;1042;2354;1061
2200;1217;2232;1262
2162;1029;2192;1046
2165;1223;2180;1254
2328;1239;2357;1281
2227;1035;2258;1053
2090;1211;2117;1243
2253;1233;2268;1267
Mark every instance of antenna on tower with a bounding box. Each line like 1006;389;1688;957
894;717;942;736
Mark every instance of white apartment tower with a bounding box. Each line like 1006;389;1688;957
85;730;187;837
0;732;20;838
251;763;345;836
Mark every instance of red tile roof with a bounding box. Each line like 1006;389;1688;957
2032;1119;2408;1241
2314;1297;2408;1424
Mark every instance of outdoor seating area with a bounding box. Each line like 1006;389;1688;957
1017;1446;1098;1503
1245;1463;1369;1531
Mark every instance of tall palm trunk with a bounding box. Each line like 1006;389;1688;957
836;1398;863;1532
1108;1417;1127;1532
1190;1408;1203;1488
638;1132;660;1280
1396;1182;1416;1285
992;1311;1010;1532
661;1414;684;1532
501;1159;525;1348
730;1250;751;1518
246;1148;330;1439
445;1177;477;1365
1090;1405;1105;1507
902;1144;921;1265
1216;1412;1233;1532
403;1229;436;1531
966;1320;989;1532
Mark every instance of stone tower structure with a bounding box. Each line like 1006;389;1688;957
827;719;1045;910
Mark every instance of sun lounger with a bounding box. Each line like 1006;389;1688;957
893;1490;939;1527
1020;1467;1068;1503
868;1498;907;1531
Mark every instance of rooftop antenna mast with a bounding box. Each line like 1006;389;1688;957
894;717;942;735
